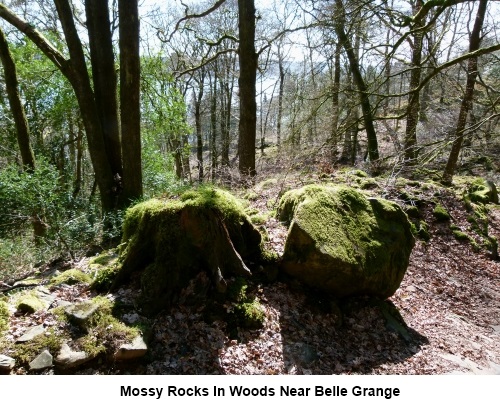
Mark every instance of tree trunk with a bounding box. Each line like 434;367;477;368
277;51;285;150
237;0;258;176
330;41;341;162
443;0;488;184
85;0;122;181
334;0;379;161
0;27;35;172
0;26;46;241
403;0;425;165
54;0;118;213
119;0;142;204
194;77;205;182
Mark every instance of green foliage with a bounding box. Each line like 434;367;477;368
141;54;191;197
0;159;60;237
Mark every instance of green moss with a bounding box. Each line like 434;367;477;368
227;277;248;303
411;220;430;241
452;229;471;241
232;299;265;329
351;169;368;178
15;292;45;314
433;204;450;221
405;205;420;219
258;178;278;190
50;269;91;287
0;301;9;333
244;191;259;201
91;263;119;292
249;213;268;225
3;327;64;366
278;184;412;272
71;296;139;356
89;250;118;266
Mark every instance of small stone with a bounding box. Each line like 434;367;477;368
29;350;53;371
55;343;93;369
114;335;147;361
16;324;45;343
65;301;100;328
0;355;15;371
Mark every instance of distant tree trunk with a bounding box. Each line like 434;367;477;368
73;121;84;198
210;63;218;180
276;50;285;150
237;0;257;176
334;0;379;161
119;0;142;204
194;74;205;182
0;27;46;240
403;0;425;165
443;0;488;184
330;41;341;162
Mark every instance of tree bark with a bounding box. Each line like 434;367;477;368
0;27;35;172
334;0;379;161
119;0;142;204
85;0;122;181
54;0;118;213
403;0;425;165
237;0;258;176
443;0;488;184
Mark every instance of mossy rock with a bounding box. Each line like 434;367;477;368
405;205;420;219
50;269;91;287
433;204;451;221
467;178;498;205
277;185;415;299
411;220;430;241
113;187;263;315
15;293;46;314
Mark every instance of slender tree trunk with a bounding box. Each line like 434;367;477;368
403;0;425;165
0;26;47;241
330;41;341;162
73;121;84;198
0;27;35;172
194;79;205;182
334;0;379;161
237;0;257;176
277;52;285;150
443;0;488;184
210;64;218;180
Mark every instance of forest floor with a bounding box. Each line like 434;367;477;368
2;150;500;375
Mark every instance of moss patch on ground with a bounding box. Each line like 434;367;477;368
433;204;451;221
0;301;9;333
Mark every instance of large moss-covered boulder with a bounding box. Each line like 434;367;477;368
278;185;415;299
112;187;262;315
